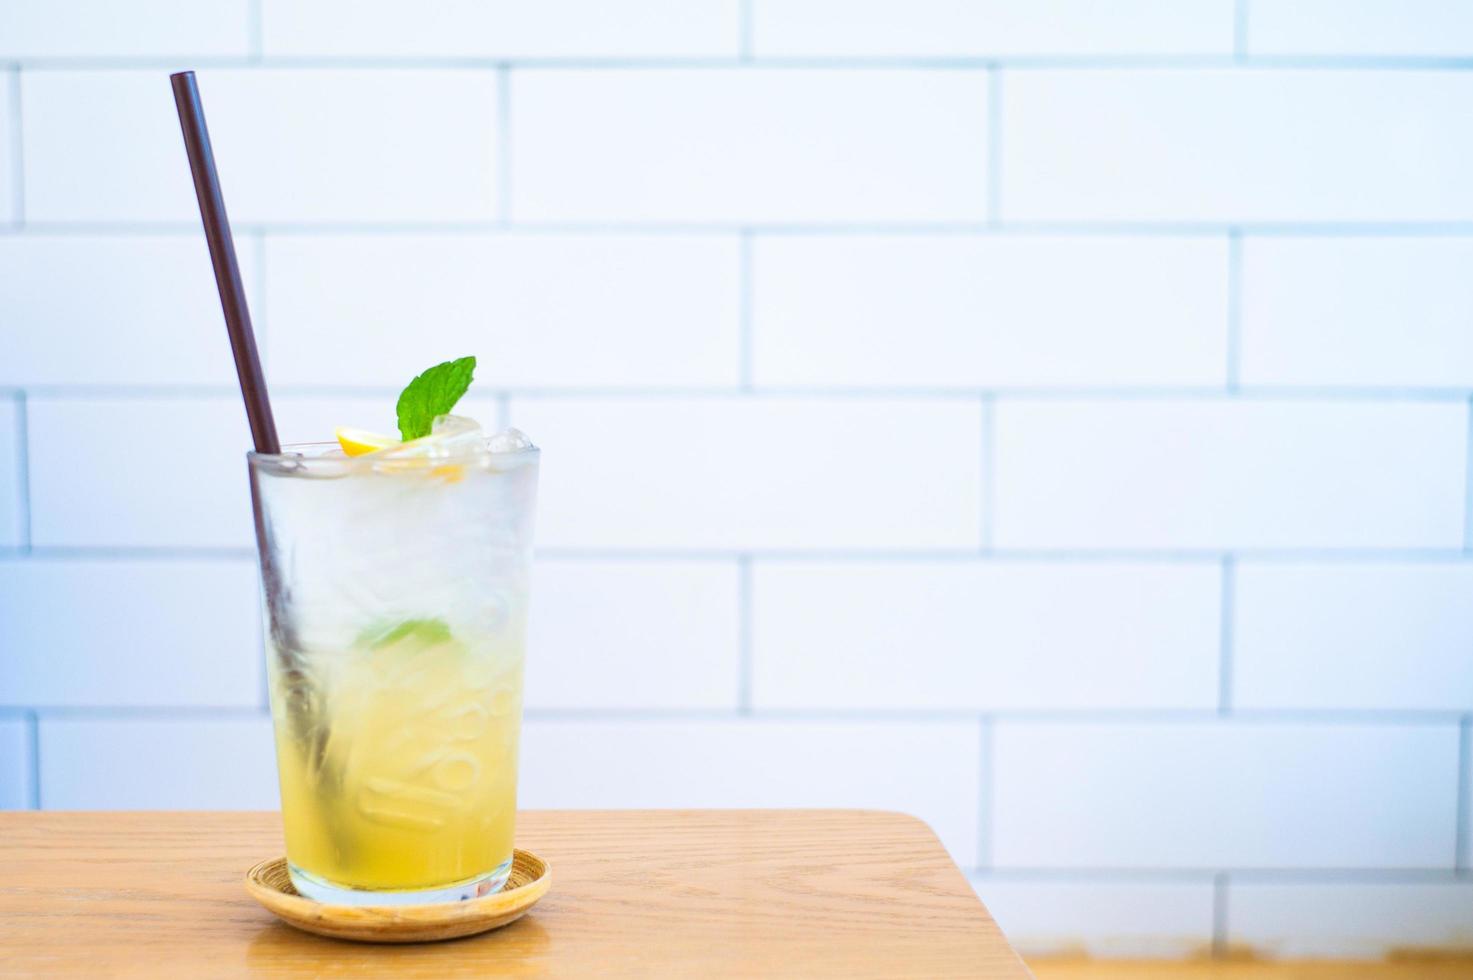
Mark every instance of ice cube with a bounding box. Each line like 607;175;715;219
487;427;533;454
432;414;481;438
429;414;485;456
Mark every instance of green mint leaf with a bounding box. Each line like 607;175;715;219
395;356;476;440
357;617;453;650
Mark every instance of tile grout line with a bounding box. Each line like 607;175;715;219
738;229;754;391
26;708;40;809
977;716;993;870
737;554;753;714
739;0;754;62
4;546;256;561
247;0;264;62
14;220;1473;237
497;64;512;223
8;64;23;226
951;867;1465;882
251;233;268;363
9;544;1473;564
986;66;1002;225
8;383;1473;402
979;394;995;552
1212;872;1230;957
1226;229;1242;393
13;704;1471;726
31;706;271;722
14;391;31;552
1457;715;1471;871
1218;555;1235;714
16;54;1473;70
1464;396;1473;552
1234;0;1250;63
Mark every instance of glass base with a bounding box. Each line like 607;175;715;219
288;857;513;906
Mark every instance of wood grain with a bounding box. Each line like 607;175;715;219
0;809;1029;978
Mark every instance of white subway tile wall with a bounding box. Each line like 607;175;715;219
0;717;33;809
0;0;252;59
993;399;1466;549
1233;563;1473;711
752;561;1221;710
1227;882;1473;958
0;399;21;548
526;559;742;710
751;0;1237;58
0;558;260;708
0;234;254;386
0;0;1469;960
38;716;278;809
27;397;254;548
25;70;500;223
511;396;984;550
990;722;1461;869
518;719;982;864
753;236;1229;388
510;70;989;223
1002;71;1473;224
0;71;13;226
969;878;1217;959
1239;237;1473;388
261;0;742;59
1464;733;1472;873
264;235;741;389
1246;0;1473;57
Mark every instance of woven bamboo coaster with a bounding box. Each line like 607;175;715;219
244;849;550;943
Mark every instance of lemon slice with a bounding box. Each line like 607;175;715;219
335;427;400;456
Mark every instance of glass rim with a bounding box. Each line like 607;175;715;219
247;440;540;471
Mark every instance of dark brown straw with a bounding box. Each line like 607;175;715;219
170;70;280;455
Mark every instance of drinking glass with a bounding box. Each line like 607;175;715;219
248;442;538;905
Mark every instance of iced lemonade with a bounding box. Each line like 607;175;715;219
250;357;538;903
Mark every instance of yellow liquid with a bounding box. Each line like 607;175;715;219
270;629;522;892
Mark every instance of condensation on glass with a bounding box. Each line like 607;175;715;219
248;442;539;905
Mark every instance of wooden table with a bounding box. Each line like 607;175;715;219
0;809;1030;978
